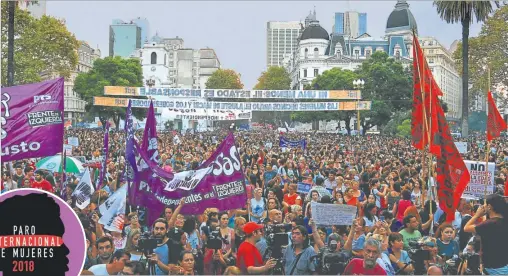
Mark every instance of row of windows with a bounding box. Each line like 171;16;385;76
299;68;320;78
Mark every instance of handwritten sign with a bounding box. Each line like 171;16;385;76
454;142;467;154
68;137;79;147
463;160;495;199
64;144;73;155
297;182;311;194
311;202;357;226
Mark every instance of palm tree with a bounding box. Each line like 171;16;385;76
433;1;498;137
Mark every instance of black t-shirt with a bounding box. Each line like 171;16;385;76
475;217;508;268
458;214;473;251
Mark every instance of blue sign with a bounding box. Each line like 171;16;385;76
297;182;311;194
279;136;307;149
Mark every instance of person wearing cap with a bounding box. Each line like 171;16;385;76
236;222;276;274
31;170;54;193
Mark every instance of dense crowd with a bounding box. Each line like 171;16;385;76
2;127;508;275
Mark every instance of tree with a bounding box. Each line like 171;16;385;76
291;68;359;133
397;119;412;138
452;6;508;108
1;2;79;85
355;51;413;133
253;66;291;124
205;69;244;89
74;56;146;130
434;1;498;137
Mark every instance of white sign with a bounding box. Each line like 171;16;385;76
99;184;127;233
71;169;95;209
311;202;357;226
455;142;468;154
463;160;495;199
64;144;73;155
68;136;79;147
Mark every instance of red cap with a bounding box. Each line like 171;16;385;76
243;222;264;234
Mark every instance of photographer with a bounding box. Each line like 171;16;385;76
149;218;171;275
283;226;316;275
203;217;228;275
237;222;277;274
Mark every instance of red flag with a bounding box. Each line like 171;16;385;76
504;178;508;197
411;34;442;155
487;91;507;141
434;103;470;222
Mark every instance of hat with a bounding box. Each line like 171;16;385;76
243;222;263;235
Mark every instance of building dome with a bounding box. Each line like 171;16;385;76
301;21;329;41
386;0;417;33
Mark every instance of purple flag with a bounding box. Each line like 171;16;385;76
127;132;247;225
1;78;64;161
96;122;110;190
125;100;138;204
141;100;159;165
61;151;67;200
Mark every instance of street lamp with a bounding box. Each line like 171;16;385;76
353;79;365;136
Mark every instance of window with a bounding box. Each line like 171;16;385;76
314;69;319;76
303;69;307;77
354;50;360;59
365;50;371;58
151;52;157;64
395;50;400;59
314;48;319;58
304;48;308;59
429;58;434;64
164;54;167;65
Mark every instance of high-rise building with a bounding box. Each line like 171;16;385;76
333;11;367;38
131;17;150;44
18;1;46;18
419;37;462;120
109;19;142;58
266;21;303;68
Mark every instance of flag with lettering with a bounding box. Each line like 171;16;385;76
98;184;127;233
434;103;470;222
96;122;110;190
411;34;442;156
487;91;507;141
72;168;95;209
141;100;160;164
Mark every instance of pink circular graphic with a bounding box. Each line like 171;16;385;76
0;188;86;276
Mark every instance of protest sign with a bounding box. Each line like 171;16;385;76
454;142;467;154
2;78;64;161
64;144;73;155
99;184;127;233
279;136;307;149
68;137;79;147
311;202;357;226
297;182;311;194
463;160;495;199
72;169;94;209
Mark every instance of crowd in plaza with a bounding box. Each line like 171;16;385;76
2;128;508;275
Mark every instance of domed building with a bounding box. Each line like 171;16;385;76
284;0;416;90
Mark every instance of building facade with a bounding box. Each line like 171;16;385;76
41;41;101;125
266;21;303;67
334;11;368;39
419;37;462;120
109;19;142;58
284;0;415;90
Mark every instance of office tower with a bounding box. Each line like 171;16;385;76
333;11;367;38
266;21;303;67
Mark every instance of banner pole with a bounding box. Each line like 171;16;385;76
484;66;491;205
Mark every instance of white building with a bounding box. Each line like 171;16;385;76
41;41;101;125
135;35;220;89
266;21;303;67
419;37;462;120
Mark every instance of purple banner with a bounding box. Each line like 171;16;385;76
96;122;110;190
141;100;159;165
127;132;247;225
1;78;64;161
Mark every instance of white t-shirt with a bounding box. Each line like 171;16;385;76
89;264;110;275
250;197;265;223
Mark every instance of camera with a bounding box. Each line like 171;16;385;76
313;245;351;275
206;229;228;250
137;232;162;255
264;223;292;257
444;253;481;275
406;240;431;275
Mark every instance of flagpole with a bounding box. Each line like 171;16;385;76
484;66;491;205
428;79;434;216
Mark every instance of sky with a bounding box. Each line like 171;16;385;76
46;1;483;89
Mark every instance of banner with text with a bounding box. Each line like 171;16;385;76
104;86;361;100
94;97;372;112
463;160;495;199
279;136;307;149
1;78;64;161
311;202;357;226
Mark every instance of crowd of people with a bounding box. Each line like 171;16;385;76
2;127;508;275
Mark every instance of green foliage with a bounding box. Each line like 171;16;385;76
1;3;79;85
73;56;146;129
382;110;411;135
468;111;487;132
397;119;412;138
205;69;244;89
355;51;413;133
452;6;508;101
253;66;290;90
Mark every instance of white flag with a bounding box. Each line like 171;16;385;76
72;169;95;209
98;184;127;233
